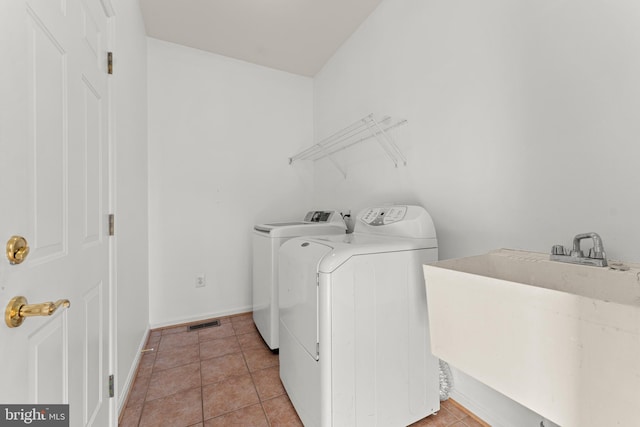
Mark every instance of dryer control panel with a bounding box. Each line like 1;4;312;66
355;205;437;239
360;206;407;226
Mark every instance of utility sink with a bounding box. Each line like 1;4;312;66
423;249;640;427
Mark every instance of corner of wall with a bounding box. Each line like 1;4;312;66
112;0;150;414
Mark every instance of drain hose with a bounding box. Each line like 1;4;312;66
439;359;453;401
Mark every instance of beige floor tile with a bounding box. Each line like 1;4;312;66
126;374;150;408
146;362;201;402
153;344;200;372
262;395;303;426
203;403;268;427
200;335;240;360
441;399;466;419
198;323;235;342
147;331;162;347
252;365;285;401
202;374;259;419
409;407;459;427
243;344;279;372
201;352;248;385
136;351;157;378
139;387;202;427
158;332;199;352
237;330;268;351
231;317;257;335
119;403;143;427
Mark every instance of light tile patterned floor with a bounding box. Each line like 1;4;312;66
119;312;488;426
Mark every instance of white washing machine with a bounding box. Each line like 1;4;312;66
253;211;346;350
278;205;440;427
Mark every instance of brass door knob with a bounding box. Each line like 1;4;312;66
6;235;29;265
5;296;70;328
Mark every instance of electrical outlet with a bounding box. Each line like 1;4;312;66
195;274;206;288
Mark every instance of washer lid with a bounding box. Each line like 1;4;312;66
254;222;308;232
254;222;346;237
254;210;346;236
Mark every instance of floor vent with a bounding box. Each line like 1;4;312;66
188;319;221;331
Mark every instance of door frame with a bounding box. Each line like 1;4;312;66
99;0;117;424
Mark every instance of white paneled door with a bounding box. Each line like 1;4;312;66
0;0;113;425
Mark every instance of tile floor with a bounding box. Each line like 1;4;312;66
119;312;488;427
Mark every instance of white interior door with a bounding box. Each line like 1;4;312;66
0;0;112;425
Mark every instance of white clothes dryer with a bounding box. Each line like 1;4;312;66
253;211;346;350
278;205;440;427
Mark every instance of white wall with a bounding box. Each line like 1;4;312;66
112;0;149;412
147;38;314;327
313;0;640;425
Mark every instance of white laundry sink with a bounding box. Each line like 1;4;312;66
423;249;640;427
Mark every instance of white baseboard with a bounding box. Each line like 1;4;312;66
117;327;150;416
149;305;252;329
449;367;559;427
450;388;504;427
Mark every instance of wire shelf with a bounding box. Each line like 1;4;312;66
289;114;407;177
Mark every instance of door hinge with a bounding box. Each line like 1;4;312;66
316;342;319;356
316;273;319;286
108;374;114;398
108;214;115;236
107;52;113;75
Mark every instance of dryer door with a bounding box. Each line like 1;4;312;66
279;239;332;360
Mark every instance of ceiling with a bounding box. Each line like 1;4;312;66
139;0;384;77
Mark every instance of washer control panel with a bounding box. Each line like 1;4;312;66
360;206;408;226
303;211;336;223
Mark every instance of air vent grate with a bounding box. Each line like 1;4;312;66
188;319;221;331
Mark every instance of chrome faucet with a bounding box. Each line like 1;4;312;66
550;232;608;267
